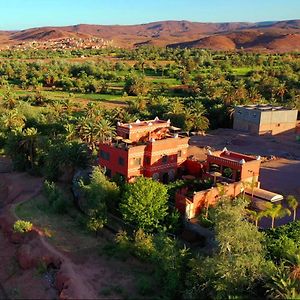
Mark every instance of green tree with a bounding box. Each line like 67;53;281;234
124;74;151;96
80;166;120;228
246;209;267;227
185;198;268;299
19;127;38;169
120;177;168;232
1;109;26;132
265;203;291;229
77;117;115;150
287;195;298;222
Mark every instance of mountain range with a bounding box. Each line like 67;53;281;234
1;20;300;52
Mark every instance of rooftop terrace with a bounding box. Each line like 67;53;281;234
208;148;260;164
117;117;170;129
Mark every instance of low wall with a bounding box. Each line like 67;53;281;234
176;181;243;218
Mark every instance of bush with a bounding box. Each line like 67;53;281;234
198;214;214;229
13;220;33;233
42;180;69;214
137;275;153;296
133;229;155;260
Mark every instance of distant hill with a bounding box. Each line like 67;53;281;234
2;19;300;52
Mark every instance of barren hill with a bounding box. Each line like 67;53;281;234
2;19;300;52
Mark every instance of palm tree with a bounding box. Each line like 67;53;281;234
64;123;77;141
246;209;266;227
77;118;115;150
189;102;210;133
276;82;287;103
248;86;261;103
97;119;115;143
167;98;184;115
2;109;26;132
265;264;300;299
19;127;38;169
265;203;291;229
287;195;298;222
2;88;17;109
241;177;257;200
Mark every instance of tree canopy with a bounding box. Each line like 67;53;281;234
120;177;169;232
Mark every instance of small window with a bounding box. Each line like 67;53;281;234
177;150;182;158
162;155;168;164
133;157;142;166
277;123;280;127
100;150;110;161
145;157;151;165
118;156;124;166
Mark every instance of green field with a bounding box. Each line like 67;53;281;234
14;196;102;253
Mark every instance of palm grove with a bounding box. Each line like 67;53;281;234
1;46;300;299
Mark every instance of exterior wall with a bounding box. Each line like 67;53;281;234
233;106;261;133
240;160;261;182
175;181;243;219
117;121;169;142
99;136;189;182
234;106;298;135
99;143;129;178
143;137;189;181
206;154;261;182
127;144;147;181
296;121;300;134
185;159;204;177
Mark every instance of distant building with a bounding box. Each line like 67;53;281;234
233;104;298;135
98;118;189;182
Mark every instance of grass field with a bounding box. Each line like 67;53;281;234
14;195;102;253
14;195;158;298
0;88;132;108
230;67;258;76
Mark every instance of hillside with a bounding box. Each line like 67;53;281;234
1;19;300;52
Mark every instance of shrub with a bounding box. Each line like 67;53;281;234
42;180;69;214
133;229;155;260
137;275;153;296
13;220;33;233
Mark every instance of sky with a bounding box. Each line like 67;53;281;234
0;0;299;30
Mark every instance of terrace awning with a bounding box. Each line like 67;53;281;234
245;187;283;202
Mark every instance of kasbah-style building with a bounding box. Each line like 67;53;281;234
99;110;292;219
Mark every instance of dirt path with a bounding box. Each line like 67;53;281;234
0;166;142;299
0;170;100;299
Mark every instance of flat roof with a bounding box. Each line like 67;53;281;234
245;187;283;202
209;148;259;163
236;104;295;112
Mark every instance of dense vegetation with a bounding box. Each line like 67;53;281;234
1;47;300;299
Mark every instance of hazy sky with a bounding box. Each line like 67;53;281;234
0;0;299;30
